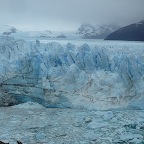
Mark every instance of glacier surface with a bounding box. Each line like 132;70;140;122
0;103;144;144
0;36;144;110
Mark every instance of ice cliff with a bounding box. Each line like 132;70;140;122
0;36;144;110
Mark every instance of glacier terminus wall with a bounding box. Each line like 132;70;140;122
0;36;144;110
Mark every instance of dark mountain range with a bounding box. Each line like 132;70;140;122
105;20;144;41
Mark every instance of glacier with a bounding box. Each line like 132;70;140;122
1;103;144;144
0;36;144;110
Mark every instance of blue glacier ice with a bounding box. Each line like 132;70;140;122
0;36;144;110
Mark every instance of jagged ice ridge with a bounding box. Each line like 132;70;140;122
0;36;144;110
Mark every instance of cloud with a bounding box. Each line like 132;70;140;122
0;0;144;31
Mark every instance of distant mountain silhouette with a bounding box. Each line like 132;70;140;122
105;20;144;41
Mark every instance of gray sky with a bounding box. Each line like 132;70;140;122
0;0;144;31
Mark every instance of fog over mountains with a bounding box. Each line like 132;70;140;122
77;23;119;39
1;20;144;41
0;23;119;39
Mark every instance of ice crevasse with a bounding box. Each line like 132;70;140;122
0;36;144;110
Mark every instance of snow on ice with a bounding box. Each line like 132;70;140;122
0;36;144;143
0;36;144;110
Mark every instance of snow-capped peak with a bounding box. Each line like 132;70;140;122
77;23;119;39
0;24;17;35
77;23;95;35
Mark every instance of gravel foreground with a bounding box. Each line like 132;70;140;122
0;102;144;144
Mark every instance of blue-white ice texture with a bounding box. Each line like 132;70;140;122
0;36;144;110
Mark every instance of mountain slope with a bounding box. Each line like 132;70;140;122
77;23;119;39
0;24;17;35
105;20;144;41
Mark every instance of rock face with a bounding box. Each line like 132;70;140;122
77;23;119;39
0;36;144;110
105;20;144;41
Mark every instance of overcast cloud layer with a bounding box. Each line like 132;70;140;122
0;0;144;31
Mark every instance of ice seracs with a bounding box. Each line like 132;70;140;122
0;36;144;110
